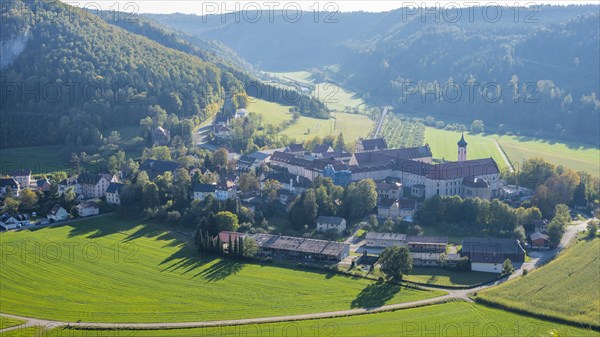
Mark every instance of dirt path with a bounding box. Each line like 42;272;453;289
372;106;389;138
493;139;514;172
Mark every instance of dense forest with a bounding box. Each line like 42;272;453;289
0;1;327;148
150;5;600;144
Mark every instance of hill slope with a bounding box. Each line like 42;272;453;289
0;1;327;148
477;237;600;328
150;6;600;144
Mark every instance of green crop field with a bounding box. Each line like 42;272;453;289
0;216;443;323
496;135;600;176
23;302;596;337
477;238;600;328
0;317;25;330
404;267;498;287
424;128;509;169
0;146;68;176
247;98;372;143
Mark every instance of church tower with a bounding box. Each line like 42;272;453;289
457;133;468;161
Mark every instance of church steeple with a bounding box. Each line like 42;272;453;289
458;133;468;161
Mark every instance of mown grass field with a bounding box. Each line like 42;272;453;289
265;71;366;111
247;97;294;126
0;146;68;176
423;127;599;176
477;238;600;328
0;216;443;323
13;302;595;337
424;127;509;169
0;317;25;330
313;82;365;111
404;267;498;287
497;134;600;176
247;99;372;143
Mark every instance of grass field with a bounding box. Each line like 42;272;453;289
424;128;509;169
0;317;25;330
247;98;372;143
423;127;599;176
247;98;294;126
313;82;365;111
0;216;443;323
404;267;498;287
497;134;600;176
0;146;68;176
265;71;366;111
16;302;595;337
477;238;600;327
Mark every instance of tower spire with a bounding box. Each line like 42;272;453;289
457;133;468;161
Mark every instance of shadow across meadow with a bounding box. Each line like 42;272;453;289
351;282;400;309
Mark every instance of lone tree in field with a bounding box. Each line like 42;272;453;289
502;259;514;275
379;246;413;281
587;220;598;238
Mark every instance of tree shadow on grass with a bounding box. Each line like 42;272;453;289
197;259;244;282
65;217;140;239
159;245;215;275
351;283;400;309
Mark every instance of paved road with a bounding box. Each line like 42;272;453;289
0;219;591;333
372;106;389;139
509;219;588;279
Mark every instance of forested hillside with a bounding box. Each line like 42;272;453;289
151;5;600;144
0;1;328;148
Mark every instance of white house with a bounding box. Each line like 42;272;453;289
192;183;216;200
316;216;347;234
11;169;32;188
106;182;125;205
0;214;20;230
214;124;233;139
78;173;112;199
47;204;68;222
215;180;237;200
76;202;99;217
234;108;249;119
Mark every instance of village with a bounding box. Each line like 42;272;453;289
1;109;584;277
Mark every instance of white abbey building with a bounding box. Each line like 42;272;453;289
270;134;500;199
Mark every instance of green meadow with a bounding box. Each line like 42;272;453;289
265;70;366;111
0;317;25;330
0;216;443;323
404;267;498;287
424;127;508;169
0;146;67;176
496;134;600;176
478;238;600;328
422;126;599;176
247;98;372;143
15;302;595;337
